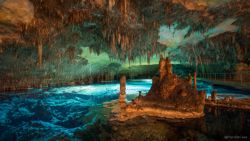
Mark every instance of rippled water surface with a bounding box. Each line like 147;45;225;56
0;79;249;141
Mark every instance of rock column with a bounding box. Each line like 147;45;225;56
197;91;206;112
194;72;197;90
211;91;217;102
119;75;126;103
187;74;192;85
159;56;166;81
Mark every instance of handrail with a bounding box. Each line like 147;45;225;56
0;75;118;94
1;71;250;94
196;71;250;84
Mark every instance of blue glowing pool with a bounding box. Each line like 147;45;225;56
0;79;249;140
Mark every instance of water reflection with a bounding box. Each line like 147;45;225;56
78;107;250;141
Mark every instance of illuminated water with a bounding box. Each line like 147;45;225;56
0;79;249;141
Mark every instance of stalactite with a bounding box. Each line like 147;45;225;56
111;34;117;54
108;0;116;11
37;42;43;67
0;45;3;54
139;56;142;65
147;51;151;65
124;0;128;21
117;32;121;44
94;0;105;8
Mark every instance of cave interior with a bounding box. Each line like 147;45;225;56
0;0;250;140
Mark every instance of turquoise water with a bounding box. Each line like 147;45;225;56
0;79;249;141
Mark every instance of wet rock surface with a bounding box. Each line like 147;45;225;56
83;107;250;141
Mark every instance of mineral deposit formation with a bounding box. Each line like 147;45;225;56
113;56;206;121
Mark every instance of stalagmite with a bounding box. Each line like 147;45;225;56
112;58;207;121
198;91;206;112
159;55;166;81
211;91;217;102
119;75;126;103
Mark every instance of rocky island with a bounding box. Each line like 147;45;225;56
112;56;206;121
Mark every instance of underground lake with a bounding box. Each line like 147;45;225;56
0;79;249;141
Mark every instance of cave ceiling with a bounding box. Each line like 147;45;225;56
0;0;249;62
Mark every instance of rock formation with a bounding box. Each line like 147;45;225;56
113;57;206;121
119;75;126;107
0;0;249;88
